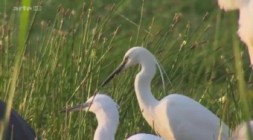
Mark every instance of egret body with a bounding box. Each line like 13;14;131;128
102;47;230;140
63;93;163;140
232;121;253;140
218;0;253;67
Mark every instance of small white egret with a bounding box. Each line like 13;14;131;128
102;47;230;140
63;93;163;140
231;121;253;140
218;0;253;68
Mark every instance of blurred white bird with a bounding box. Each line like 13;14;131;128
218;0;240;10
63;93;163;140
231;121;253;140
102;47;230;140
218;0;253;68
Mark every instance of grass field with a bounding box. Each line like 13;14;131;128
0;0;253;139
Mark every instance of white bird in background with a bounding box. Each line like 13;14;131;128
63;93;163;140
231;121;253;140
218;0;253;68
102;47;230;140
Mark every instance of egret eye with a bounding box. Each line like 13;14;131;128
124;56;129;62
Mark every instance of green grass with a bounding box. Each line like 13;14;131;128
0;0;253;139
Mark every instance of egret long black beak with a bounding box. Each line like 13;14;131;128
101;59;127;87
61;102;91;113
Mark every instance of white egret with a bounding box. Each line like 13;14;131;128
101;47;230;140
231;121;253;140
218;0;253;67
63;93;163;140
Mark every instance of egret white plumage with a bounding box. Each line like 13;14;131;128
127;133;163;140
101;47;230;140
218;0;253;68
231;121;253;140
63;93;163;140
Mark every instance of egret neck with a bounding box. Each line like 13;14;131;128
94;103;119;140
135;53;159;127
135;62;158;108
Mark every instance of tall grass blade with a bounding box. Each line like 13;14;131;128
0;0;31;139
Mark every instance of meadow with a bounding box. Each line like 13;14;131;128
0;0;253;139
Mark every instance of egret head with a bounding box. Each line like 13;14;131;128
101;47;155;87
63;94;118;114
123;47;147;68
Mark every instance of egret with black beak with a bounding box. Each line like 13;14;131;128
63;93;163;140
102;47;230;140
